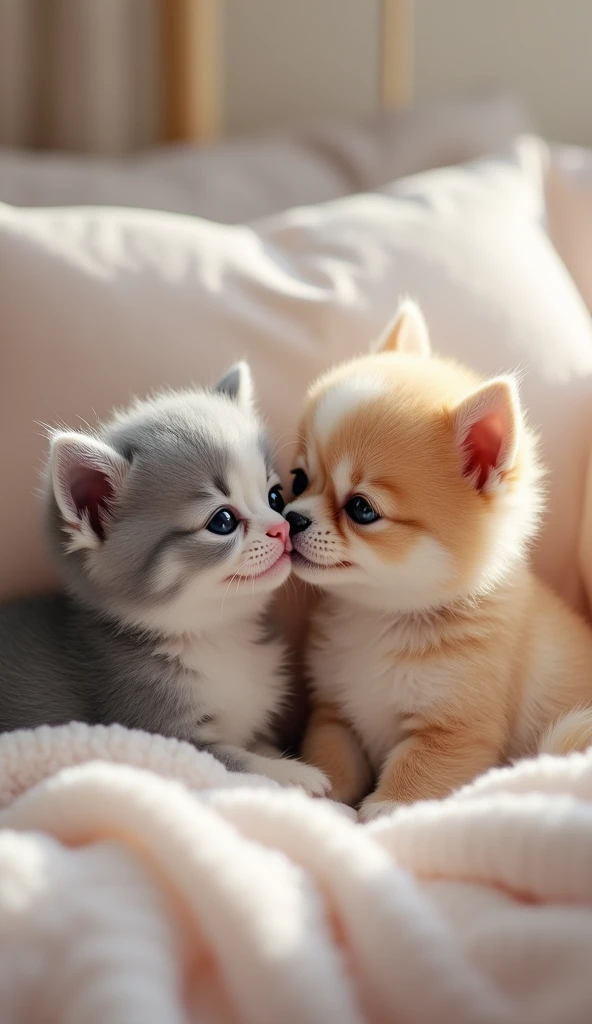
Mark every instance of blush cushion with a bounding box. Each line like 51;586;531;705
0;94;526;221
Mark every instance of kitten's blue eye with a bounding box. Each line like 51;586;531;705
345;496;380;525
207;508;239;535
291;468;308;497
268;486;285;514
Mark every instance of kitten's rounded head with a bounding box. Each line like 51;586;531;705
284;301;542;613
45;363;291;634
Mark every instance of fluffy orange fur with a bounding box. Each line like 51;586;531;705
288;300;592;820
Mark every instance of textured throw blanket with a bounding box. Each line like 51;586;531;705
0;724;591;1024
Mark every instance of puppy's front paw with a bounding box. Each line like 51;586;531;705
264;757;331;797
358;796;400;823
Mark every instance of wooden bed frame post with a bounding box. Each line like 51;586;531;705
161;0;223;142
381;0;414;110
161;0;412;143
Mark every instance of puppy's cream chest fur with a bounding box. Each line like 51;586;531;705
310;600;452;768
158;619;283;748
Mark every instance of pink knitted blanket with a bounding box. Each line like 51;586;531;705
0;723;590;1023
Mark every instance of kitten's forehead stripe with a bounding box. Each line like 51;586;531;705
213;473;230;498
257;430;274;477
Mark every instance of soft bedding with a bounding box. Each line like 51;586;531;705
0;94;526;221
1;723;592;1024
3;124;592;1022
2;138;592;626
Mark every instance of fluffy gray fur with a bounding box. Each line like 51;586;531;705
0;365;329;794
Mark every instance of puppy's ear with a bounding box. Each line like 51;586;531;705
373;299;431;358
50;432;131;551
451;377;521;492
214;361;254;413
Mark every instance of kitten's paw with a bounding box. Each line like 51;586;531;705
263;757;331;796
358;797;400;823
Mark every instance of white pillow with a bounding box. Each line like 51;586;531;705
2;139;592;628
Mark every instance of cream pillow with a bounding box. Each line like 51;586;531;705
2;140;592;627
0;95;526;222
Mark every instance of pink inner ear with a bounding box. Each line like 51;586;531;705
463;412;504;491
70;467;114;540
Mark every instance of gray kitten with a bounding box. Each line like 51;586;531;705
0;363;329;794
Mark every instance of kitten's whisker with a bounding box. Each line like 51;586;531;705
220;553;252;612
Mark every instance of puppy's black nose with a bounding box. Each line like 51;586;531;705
286;510;312;536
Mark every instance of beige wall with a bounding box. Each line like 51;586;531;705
2;0;590;152
222;0;592;146
223;0;380;135
414;0;592;145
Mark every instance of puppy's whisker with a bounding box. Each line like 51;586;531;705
270;431;307;460
273;440;303;458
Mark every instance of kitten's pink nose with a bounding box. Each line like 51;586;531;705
267;520;292;552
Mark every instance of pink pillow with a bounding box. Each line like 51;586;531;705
0;95;526;221
544;139;592;316
2;140;592;624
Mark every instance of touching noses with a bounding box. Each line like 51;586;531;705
285;510;312;536
266;519;292;552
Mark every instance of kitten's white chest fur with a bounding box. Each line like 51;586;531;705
311;600;449;769
158;617;284;748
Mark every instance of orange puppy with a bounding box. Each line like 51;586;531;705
285;300;592;821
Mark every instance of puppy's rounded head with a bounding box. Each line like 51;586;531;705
284;301;541;613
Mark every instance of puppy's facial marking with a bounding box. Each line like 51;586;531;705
313;374;384;444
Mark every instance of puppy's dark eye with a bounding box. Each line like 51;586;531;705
291;468;309;497
345;496;380;525
268;485;285;513
207;508;239;535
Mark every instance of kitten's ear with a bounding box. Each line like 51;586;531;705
214;361;254;412
373;299;431;358
50;432;131;550
451;377;520;492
